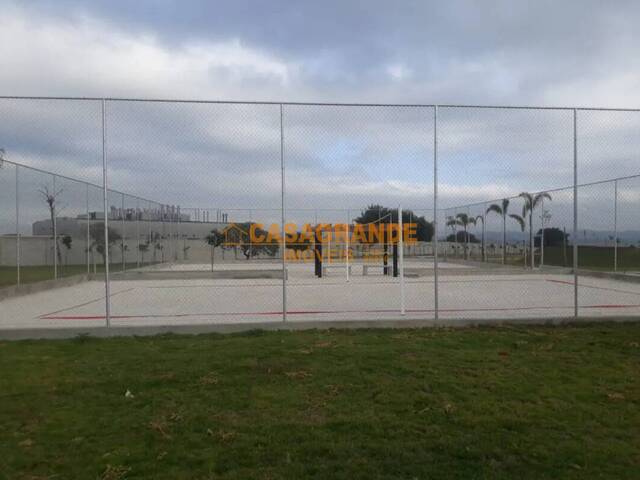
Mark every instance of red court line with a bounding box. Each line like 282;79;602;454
36;288;136;319
39;303;640;320
546;279;640;296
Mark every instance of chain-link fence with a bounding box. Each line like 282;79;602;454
1;97;639;329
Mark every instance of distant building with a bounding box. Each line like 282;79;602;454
32;206;230;240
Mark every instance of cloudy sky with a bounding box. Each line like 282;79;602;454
1;0;639;232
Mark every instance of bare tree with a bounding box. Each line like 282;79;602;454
38;185;64;266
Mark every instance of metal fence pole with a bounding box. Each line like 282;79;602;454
53;174;58;280
540;195;545;268
482;202;487;262
346;208;350;282
102;99;111;327
169;205;173;262
121;194;126;272
86;183;90;274
280;103;287;322
136;198;140;268
399;206;405;315
433;106;439;321
15;165;20;286
161;206;166;263
573;109;578;318
614;180;618;272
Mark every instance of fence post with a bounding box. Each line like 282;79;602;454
248;209;252;262
614;179;618;272
280;103;287;322
433;106;439;321
53;174;58;280
482;202;487;262
16;165;20;286
346;208;350;282
399;206;405;315
540;195;544;268
102;99;111;327
121;194;126;272
573;109;579;318
136;198;141;268
86;183;90;274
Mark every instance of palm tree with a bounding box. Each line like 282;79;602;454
509;212;526;266
445;215;458;257
486;199;511;264
474;214;485;261
455;213;476;260
519;192;552;269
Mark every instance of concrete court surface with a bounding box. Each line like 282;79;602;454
2;261;640;331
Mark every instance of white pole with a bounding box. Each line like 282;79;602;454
53;174;58;280
280;104;287;322
399;206;405;315
121;194;125;272
614;180;618;272
16;165;20;286
102;99;111;327
433;106;439;321
328;225;331;265
530;200;534;270
482;203;487;262
249;209;253;262
86;183;90;274
573;109;579;318
345;209;350;282
136;198;140;268
540;196;545;268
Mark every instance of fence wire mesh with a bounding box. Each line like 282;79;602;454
1;98;640;330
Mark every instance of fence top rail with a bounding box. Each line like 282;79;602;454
5;157;640;218
442;172;640;212
1;95;640;112
0;157;165;206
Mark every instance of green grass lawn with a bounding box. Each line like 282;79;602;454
542;246;640;271
0;262;159;288
1;324;639;479
482;246;640;272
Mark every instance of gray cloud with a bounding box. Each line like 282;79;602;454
0;1;639;235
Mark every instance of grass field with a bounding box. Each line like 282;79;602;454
0;262;160;288
480;246;640;271
1;324;639;479
543;246;640;271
